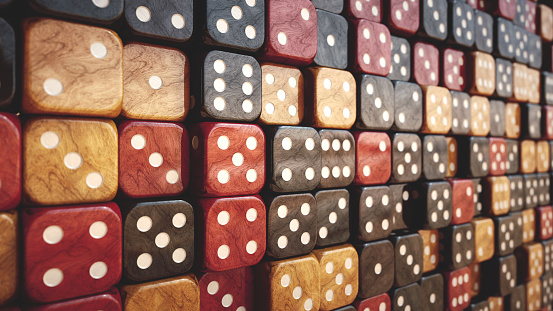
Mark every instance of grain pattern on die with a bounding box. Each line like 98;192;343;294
0;113;20;211
0;210;17;306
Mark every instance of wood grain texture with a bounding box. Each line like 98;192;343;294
471;217;494;263
265;193;317;259
443;267;471;311
505;284;526;311
487;296;503;311
353;293;391;311
495;58;513;99
474;10;493;53
391;233;423;287
31;0;123;23
303;67;356;129
198;196;265;271
489;138;507;176
356;240;394;298
446;137;458;178
313;10;348;69
392;81;422;131
449;91;471;135
0;18;15;109
537;141;549;173
311;0;343;14
0;113;20;211
420;273;444;311
352;131;391;185
420;86;451;134
413;42;440;86
312;244;358;310
0;210;17;306
449;179;475;225
122;43;189;121
516;242;544;282
390;283;423;310
253;253;320;311
319;130;355;188
496;18;516;59
420;0;447;40
23;117;118;206
262;0;317;66
198;267;254;311
442;48;465;91
388;36;411;82
522;208;536;243
489;100;506;137
521;140;537;173
539;4;553;41
526;278;542;310
357;74;394;130
23;203;122;303
189;122;265;197
259;63;304;126
422;135;448;180
121;200;194;282
345;0;381;22
350;19;391;76
537;206;553;241
390;133;421;183
505;103;521;139
419;229;439;273
22;18;122;118
119;121;188;198
315;189;350;248
120;274;199;311
352;186;393;242
26;288;122;311
124;0;193;42
204;0;264;51
386;0;419;35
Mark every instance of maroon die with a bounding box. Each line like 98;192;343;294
413;42;440;86
537;206;553;241
263;0;318;66
189;122;265;198
23;203;122;303
525;0;537;33
444;267;471;311
544;106;553;140
353;131;391;186
0;113;21;211
346;0;382;22
198;196;266;272
442;49;466;92
387;0;420;36
448;179;476;225
353;293;391;310
488;138;507;176
351;19;392;76
26;288;122;311
199;267;254;311
489;0;516;20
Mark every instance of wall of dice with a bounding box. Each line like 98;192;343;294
1;0;553;310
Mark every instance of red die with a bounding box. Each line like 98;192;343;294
263;0;317;66
199;267;254;310
0;113;21;211
353;293;391;310
488;138;507;176
490;0;516;20
444;267;471;311
544;106;553;140
26;288;122;311
353;132;391;186
387;0;420;36
23;203;122;303
442;49;466;92
118;121;189;198
414;42;440;86
351;19;392;76
190;123;265;198
448;179;475;225
466;0;485;10
525;1;537;33
198;196;266;271
537;206;553;241
346;0;382;22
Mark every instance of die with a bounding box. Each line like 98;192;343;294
345;0;382;22
513;25;529;63
468;96;491;137
419;229;439;273
26;288;122;311
388;37;411;82
522;208;536;243
524;174;539;209
443;267;471;311
386;0;420;36
538;4;553;42
199;267;254;311
505;284;526;311
315;189;350;247
543;73;553;106
449;91;471;135
505;103;521;139
356;74;394;130
413;42;440;86
0;113;20;211
537;142;550;173
472;179;484;216
495;214;519;256
390;133;422;183
442;48;465;91
350;19;391;76
470;262;481;298
488;296;504;311
392;81;422;132
515;242;544;282
526;67;540;104
495;59;514;99
0;210;16;306
422;135;448;180
488;138;507;176
440;224;475;269
22;18;122;118
521;140;537;174
353;293;391;311
467;52;496;96
525;0;537;33
481;255;517;296
474;10;494;53
0;18;15;109
391;233;423;287
448;179;475;225
506;140;520;174
357;240;394;298
419;0;448;40
537;173;551;205
22;203;122;303
450;1;475;47
420;85;452;134
496;18;516;59
537;206;553;241
390;283;423;311
471;217;495;263
352;186;393;242
313;10;348;69
458;137;490;178
515;0;526;26
121;274;199;310
512;63;529;102
526;278;542;310
527;32;542;69
311;0;343;14
198;196;265;271
389;184;409;231
420;273;444;311
489;100;506;137
121;200;194;282
404;181;452;230
446;137;458;178
353;131;391;186
522;103;542;139
544;106;553;140
541;272;553;308
483;176;511;216
319;130;355;188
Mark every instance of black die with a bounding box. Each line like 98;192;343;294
496;18;515;59
505;284;526;311
422;135;448;180
319;130;355;188
474;9;493;53
543;239;553;274
481;255;517;296
522;103;542;139
513;25;529;64
33;0;123;23
538;173;551;206
353;186;393;242
313;9;348;69
509;174;525;212
472;178;484;216
420;0;448;40
406;181;452;230
0;18;14;109
524;174;539;209
527;33;542;69
514;0;526;27
450;1;475;47
388;36;411;81
357;74;394;130
315;189;350;247
311;0;343;14
460;137;490;177
390;183;409;231
495;214;518;256
391;133;422;183
391;233;423;287
542;272;553;308
440;224;474;269
506;139;520;174
489;100;506;137
450;91;471;135
495;58;513;98
420;273;444;311
357;240;394;298
391;282;423;310
393;81;423;132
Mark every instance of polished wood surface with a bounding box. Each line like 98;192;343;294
0;113;20;211
0;210;17;306
259;63;304;125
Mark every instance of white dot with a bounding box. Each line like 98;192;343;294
218;211;230;225
282;137;292;150
301;8;310;20
278;235;288;249
166;170;179;184
304;299;313;310
379;141;387;151
86;172;103;189
246;240;257;254
149;152;163;167
92;0;109;8
208;281;220;295
43;226;63;244
282;168;292;181
222;294;233;307
155;232;170;248
43;268;64;287
301;232;310;244
90;42;107;59
171;14;185;29
305;138;315;150
44;78;63;96
89;221;107;239
301;203;310;215
278;32;287;45
137;253;152;269
218;136;230;150
242;82;253;95
281;274;291;287
217;19;229;33
135;6;151;22
218;245;230;259
170;248;186;264
232;153;244;167
89;261;108;279
293;286;303;299
41;131;60;149
214;60;226;74
131;134;146;150
64;152;82;170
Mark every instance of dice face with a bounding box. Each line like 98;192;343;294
413;43;440;86
408;182;452;229
304;67;356;129
506;285;526;311
0;19;15;108
353;131;391;185
505;103;521;139
495;215;518;256
523;104;542;139
444;267;471;311
537;143;550;173
0;211;16;306
122;43;189;121
22;18;122;118
489;100;505;137
496;18;515;59
254;254;320;311
422;135;448;180
420;0;448;40
469;53;496;96
392;233;423;287
393;81;422;132
315;189;350;247
190;123;264;197
542;272;553;308
420;274;444;311
469;96;491;137
419;229;439;273
122;200;193;282
527;33;542;69
391;133;422;183
387;0;419;35
124;0;192;42
544;73;553;106
526;67;540;104
313;10;348;69
537;206;553;241
357;74;394;130
537;174;551;205
524;174;539;209
446;137;458;177
451;2;475;47
390;184;409;231
512;63;529;102
199;196;266;271
319;130;355;188
199;268;254;311
23;203;122;303
264;0;317;66
345;0;382;23
121;274;199;310
484;176;510;216
462;137;490;178
488;138;507;176
495;59;513;99
313;245;359;310
506;140;520;174
450;91;471;135
266;193;317;259
469;262;481;297
526;278;542;310
514;25;529;63
354;293;391;311
421;86;452;134
388;37;411;82
539;4;553;41
351;20;391;76
23;117;118;206
515;0;526;25
449;179;475;225
509;175;525;212
522;209;536;243
27;288;122;311
516;242;544;282
259;63;303;126
0;114;20;211
268;126;321;193
443;224;475;269
472;179;484;216
474;10;493;53
471;217;495;263
390;283;423;311
357;240;394;298
442;49;465;91
521;140;537;173
545;240;553;274
355;186;393;241
204;0;264;51
482;255;517;296
201;51;261;121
